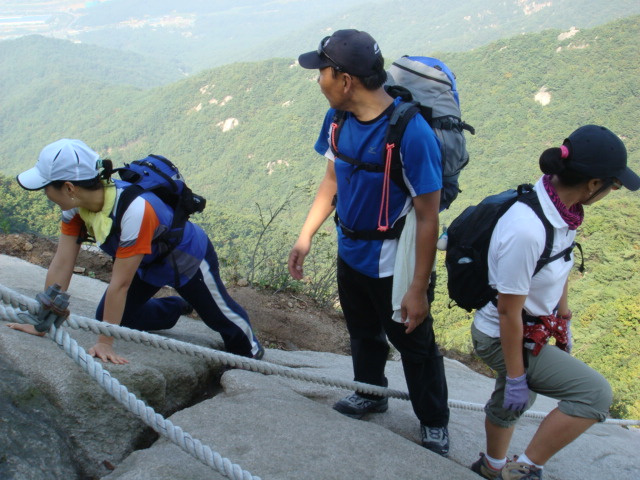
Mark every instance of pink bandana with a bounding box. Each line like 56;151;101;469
542;175;584;230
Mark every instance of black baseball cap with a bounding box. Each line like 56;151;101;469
298;29;384;77
565;125;639;191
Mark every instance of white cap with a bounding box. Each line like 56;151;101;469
17;139;100;190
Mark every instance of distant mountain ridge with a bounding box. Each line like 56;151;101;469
2;0;640;73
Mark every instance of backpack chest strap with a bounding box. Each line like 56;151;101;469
329;103;418;170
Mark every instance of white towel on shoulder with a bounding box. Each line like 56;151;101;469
392;208;416;323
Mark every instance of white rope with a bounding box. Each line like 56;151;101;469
1;283;638;428
0;285;409;399
0;287;259;480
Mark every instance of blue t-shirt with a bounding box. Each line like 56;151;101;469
315;98;442;278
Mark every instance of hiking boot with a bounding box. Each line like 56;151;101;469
471;453;502;479
499;459;543;480
252;342;265;360
420;425;449;457
333;392;388;419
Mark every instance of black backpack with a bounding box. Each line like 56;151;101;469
445;184;581;312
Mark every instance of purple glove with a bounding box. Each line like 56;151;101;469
503;373;529;411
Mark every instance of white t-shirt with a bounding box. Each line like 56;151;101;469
473;177;576;338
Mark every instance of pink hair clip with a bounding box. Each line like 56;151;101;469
559;144;570;159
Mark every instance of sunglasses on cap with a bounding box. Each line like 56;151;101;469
317;36;345;72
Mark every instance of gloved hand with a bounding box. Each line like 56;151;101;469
34;284;70;332
503;373;529;411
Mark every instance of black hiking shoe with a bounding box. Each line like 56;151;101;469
252;342;265;360
333;392;388;419
420;425;450;457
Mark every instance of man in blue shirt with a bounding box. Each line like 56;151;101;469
288;29;450;456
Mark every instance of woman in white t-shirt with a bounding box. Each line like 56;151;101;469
470;125;640;480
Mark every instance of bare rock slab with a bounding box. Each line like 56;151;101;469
1;254;638;480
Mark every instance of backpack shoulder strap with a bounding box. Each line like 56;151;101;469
329;109;387;171
387;101;421;144
515;185;555;276
386;101;421;195
113;183;144;233
329;110;347;160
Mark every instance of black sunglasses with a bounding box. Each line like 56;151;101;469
317;36;344;72
589;177;623;200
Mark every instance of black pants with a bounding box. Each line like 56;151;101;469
337;256;449;427
96;241;260;357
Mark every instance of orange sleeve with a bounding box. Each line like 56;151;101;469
60;213;84;236
115;201;161;258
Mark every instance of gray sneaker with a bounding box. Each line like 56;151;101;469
420;425;449;457
499;460;543;480
333;393;388;419
471;453;501;479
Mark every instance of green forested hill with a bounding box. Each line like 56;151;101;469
442;14;640;215
1;16;639;418
0;175;60;237
2;17;639;223
0;54;329;222
0;35;183;89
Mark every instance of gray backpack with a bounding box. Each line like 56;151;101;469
385;55;475;210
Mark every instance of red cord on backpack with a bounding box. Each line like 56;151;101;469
377;143;394;232
330;122;340;154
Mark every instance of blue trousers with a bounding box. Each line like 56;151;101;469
337;256;450;427
96;241;260;357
